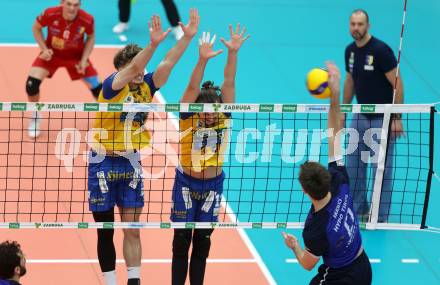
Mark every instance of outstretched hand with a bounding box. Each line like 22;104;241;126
148;15;171;46
220;23;250;52
198;31;223;60
326;61;341;96
178;8;200;39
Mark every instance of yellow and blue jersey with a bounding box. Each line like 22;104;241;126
179;112;231;172
92;72;157;152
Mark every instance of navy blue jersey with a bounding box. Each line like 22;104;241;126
302;161;362;269
345;36;397;104
0;280;21;285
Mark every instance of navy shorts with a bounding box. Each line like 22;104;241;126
88;152;144;212
171;169;225;222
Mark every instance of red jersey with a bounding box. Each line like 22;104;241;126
36;6;94;60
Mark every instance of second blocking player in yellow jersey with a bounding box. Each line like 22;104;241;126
171;25;249;285
88;11;200;285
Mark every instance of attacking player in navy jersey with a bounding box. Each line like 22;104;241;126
282;62;372;285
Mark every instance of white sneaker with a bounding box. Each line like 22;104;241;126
172;26;184;40
112;22;129;34
28;112;41;138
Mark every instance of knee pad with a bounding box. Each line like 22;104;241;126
90;82;102;99
26;76;42;96
191;229;213;259
173;229;192;257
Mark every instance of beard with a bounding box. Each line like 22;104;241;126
351;30;367;41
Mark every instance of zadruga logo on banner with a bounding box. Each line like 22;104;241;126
36;103;45;111
46;104;76;111
35;223;63;228
221;104;252;112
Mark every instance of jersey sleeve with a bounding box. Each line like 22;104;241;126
102;73;124;100
344;45;351;73
377;43;398;74
143;72;158;95
328;160;350;194
85;16;95;35
36;8;50;27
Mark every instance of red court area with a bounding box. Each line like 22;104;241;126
0;46;269;284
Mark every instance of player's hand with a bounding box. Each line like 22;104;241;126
75;60;88;75
39;48;53;61
199;32;223;60
326;61;341;97
282;232;299;250
179;8;199;39
391;118;405;139
148;15;171;46
220;24;250;53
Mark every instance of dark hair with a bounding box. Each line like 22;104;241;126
0;240;22;279
299;161;331;200
195;81;223;104
113;44;143;70
351;9;369;23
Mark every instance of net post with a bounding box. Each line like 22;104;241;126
369;104;392;229
421;106;435;229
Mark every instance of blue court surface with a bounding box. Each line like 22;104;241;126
1;0;440;284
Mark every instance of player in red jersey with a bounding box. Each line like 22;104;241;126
26;0;102;138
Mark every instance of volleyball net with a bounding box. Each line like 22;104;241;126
0;102;435;229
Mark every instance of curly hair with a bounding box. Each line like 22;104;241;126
0;240;22;279
113;44;143;70
195;81;223;104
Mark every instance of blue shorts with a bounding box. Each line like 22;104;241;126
88;152;144;212
171;169;225;222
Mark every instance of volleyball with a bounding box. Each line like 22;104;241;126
306;68;331;99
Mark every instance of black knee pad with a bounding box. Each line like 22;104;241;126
26;76;42;96
192;229;213;259
90;83;102;99
173;229;192;257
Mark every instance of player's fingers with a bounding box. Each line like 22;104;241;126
213;49;223;56
202;31;207;43
240;27;247;37
228;24;233;36
206;32;211;43
210;34;217;46
236;23;240;34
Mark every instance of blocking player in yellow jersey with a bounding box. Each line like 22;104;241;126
171;25;249;285
88;11;200;285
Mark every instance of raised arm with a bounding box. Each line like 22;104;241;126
152;9;200;88
327;62;343;160
180;32;223;103
111;15;169;91
220;24;250;103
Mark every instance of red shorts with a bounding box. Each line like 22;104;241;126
31;56;98;81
